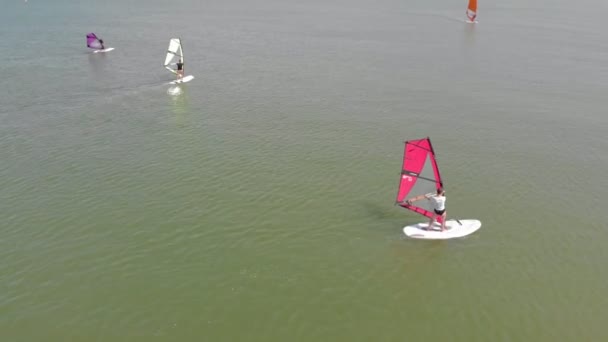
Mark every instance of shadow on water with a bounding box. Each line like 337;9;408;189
359;200;427;235
360;201;404;221
387;228;450;268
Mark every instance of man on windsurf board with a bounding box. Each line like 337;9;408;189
176;59;184;80
405;188;447;231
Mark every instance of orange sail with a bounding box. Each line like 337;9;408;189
467;0;477;21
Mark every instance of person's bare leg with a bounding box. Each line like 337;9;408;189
428;214;436;231
440;212;447;231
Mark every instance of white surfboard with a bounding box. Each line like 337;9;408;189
93;47;115;53
169;75;194;85
403;219;481;240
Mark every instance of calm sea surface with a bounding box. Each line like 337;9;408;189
1;0;607;341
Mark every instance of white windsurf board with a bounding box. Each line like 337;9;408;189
403;219;481;240
169;75;194;85
93;47;115;53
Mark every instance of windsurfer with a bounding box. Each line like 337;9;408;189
405;188;447;231
466;0;477;22
99;39;105;50
176;59;184;80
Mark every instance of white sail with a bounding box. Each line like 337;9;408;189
164;38;183;74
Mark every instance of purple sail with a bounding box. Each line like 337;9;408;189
86;33;102;49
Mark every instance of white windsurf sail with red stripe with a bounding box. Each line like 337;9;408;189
395;137;444;221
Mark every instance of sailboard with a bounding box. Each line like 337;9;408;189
86;33;114;53
164;38;194;84
395;137;481;239
466;0;478;23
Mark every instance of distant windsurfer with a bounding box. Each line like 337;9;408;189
99;39;105;50
466;0;477;22
405;188;447;231
176;59;184;80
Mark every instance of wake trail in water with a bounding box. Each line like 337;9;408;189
403;10;471;24
101;77;178;103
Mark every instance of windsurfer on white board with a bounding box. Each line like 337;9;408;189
176;59;184;80
99;39;105;50
405;188;447;231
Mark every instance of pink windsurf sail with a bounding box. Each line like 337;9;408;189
86;33;103;49
395;137;444;220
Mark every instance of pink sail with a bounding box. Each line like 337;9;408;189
395;137;443;220
86;33;103;49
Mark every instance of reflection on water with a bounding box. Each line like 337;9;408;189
167;85;182;96
87;51;107;75
168;85;191;126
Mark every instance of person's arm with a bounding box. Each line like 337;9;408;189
403;194;431;205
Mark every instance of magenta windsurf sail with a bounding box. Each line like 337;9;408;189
86;33;103;50
395;137;444;221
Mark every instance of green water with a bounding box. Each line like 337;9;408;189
1;0;607;341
